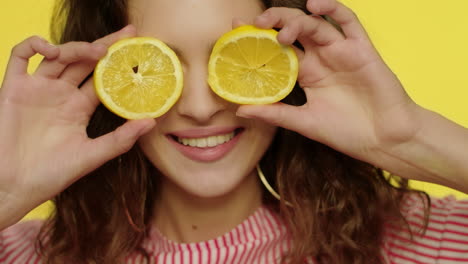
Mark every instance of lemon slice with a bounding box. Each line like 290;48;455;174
94;37;183;119
208;25;298;105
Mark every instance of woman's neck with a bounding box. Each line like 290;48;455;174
152;171;262;243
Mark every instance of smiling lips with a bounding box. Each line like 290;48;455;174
176;132;235;148
168;128;243;162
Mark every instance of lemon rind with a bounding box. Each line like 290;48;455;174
208;25;298;105
94;37;183;120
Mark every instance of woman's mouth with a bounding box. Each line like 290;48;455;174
168;128;243;162
175;131;236;148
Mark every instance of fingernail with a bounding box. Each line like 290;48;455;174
41;39;57;50
121;24;131;31
94;43;106;51
122;24;136;33
93;44;108;57
278;27;293;45
255;13;269;23
143;119;156;132
279;26;290;37
258;12;269;19
44;41;56;48
37;35;47;42
236;110;252;118
38;36;52;46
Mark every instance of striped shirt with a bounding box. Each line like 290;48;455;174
1;195;468;263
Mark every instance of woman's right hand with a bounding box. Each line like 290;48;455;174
0;25;156;229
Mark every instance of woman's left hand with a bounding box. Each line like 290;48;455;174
237;0;423;175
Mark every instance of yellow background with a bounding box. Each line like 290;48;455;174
1;0;467;220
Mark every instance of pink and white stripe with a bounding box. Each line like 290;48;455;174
2;196;468;263
133;206;290;264
382;195;468;264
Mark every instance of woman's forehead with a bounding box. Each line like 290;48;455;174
128;0;264;44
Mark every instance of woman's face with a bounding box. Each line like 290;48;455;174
131;0;276;198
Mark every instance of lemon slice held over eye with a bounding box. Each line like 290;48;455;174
94;37;183;119
208;25;299;105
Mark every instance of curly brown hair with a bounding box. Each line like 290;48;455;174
37;0;430;263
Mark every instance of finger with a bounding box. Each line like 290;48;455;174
232;18;247;29
80;119;156;175
79;77;100;110
5;36;59;76
307;0;368;39
279;15;345;46
292;45;305;61
255;8;344;46
254;7;304;30
35;42;107;79
94;24;137;47
59;25;137;86
236;103;313;134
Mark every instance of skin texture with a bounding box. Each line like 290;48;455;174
237;1;468;192
132;0;274;198
0;27;156;230
129;0;276;242
1;0;468;249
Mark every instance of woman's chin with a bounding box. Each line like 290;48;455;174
161;168;258;200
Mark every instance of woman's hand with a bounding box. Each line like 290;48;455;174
237;0;423;174
238;0;468;192
0;25;155;229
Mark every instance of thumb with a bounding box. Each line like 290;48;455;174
237;103;313;135
80;118;156;174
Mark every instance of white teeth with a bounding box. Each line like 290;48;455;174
177;132;235;148
207;136;218;147
196;138;208;148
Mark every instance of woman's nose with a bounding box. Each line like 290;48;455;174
175;65;226;123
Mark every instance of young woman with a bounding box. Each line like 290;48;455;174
1;0;468;263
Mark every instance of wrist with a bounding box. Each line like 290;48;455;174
376;106;468;193
0;190;31;230
375;101;424;150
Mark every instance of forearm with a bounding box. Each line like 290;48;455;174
377;107;468;193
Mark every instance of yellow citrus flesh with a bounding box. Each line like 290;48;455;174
94;37;183;119
208;25;298;105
